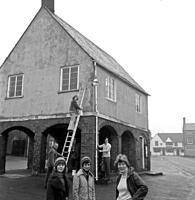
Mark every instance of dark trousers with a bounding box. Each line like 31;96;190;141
44;166;53;187
103;157;110;180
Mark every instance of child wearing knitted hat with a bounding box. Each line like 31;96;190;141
46;157;69;200
72;156;96;200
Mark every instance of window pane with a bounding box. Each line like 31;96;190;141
16;75;23;96
70;67;78;90
16;85;22;96
106;77;116;101
9;76;16;97
62;68;69;91
9;86;15;97
136;94;141;113
110;79;114;100
17;75;23;82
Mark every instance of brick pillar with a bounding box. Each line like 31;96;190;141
32;133;42;175
40;134;47;173
118;135;122;153
27;136;34;169
80;117;96;173
0;135;7;174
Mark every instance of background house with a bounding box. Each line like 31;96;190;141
151;133;184;156
183;117;195;157
0;0;150;176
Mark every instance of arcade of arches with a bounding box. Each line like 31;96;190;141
0;117;150;176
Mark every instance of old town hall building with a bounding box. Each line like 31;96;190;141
0;0;150;178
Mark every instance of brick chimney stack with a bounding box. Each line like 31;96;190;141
42;0;54;13
183;117;186;132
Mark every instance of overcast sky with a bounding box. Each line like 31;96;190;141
0;0;195;136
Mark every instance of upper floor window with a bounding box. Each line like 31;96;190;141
155;141;159;146
166;142;173;146
7;74;24;98
105;77;116;101
187;136;193;145
60;65;79;92
135;93;142;113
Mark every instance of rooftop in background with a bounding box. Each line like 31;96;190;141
157;133;183;143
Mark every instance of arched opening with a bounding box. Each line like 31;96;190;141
0;126;34;174
41;124;81;173
98;125;118;179
121;131;136;169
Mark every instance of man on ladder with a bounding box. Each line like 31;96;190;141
67;95;83;132
67;95;83;175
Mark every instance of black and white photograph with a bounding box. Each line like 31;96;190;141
0;0;195;199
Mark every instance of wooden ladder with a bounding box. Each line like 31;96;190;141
61;88;86;164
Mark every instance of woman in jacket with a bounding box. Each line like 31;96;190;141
46;157;69;200
72;156;96;200
115;154;148;200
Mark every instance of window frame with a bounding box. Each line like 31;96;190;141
166;141;173;146
155;141;159;146
7;73;24;98
105;76;117;102
135;93;142;113
187;136;193;145
60;65;79;92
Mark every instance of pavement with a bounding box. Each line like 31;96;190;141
1;156;195;200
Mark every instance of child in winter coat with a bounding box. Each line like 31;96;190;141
72;156;96;200
46;157;69;200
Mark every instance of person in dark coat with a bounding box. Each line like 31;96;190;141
115;154;148;200
68;95;82;131
45;142;60;188
46;157;69;200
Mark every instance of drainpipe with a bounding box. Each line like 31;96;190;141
92;60;99;181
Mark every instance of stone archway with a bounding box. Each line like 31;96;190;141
0;126;34;174
98;125;118;174
40;123;81;173
121;131;136;169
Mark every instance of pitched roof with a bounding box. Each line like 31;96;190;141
157;133;183;143
45;8;148;95
184;123;195;131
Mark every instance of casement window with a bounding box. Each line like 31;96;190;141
7;74;24;98
105;76;116;101
166;142;173;146
60;65;79;91
155;141;159;146
187;136;193;145
135;93;142;113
